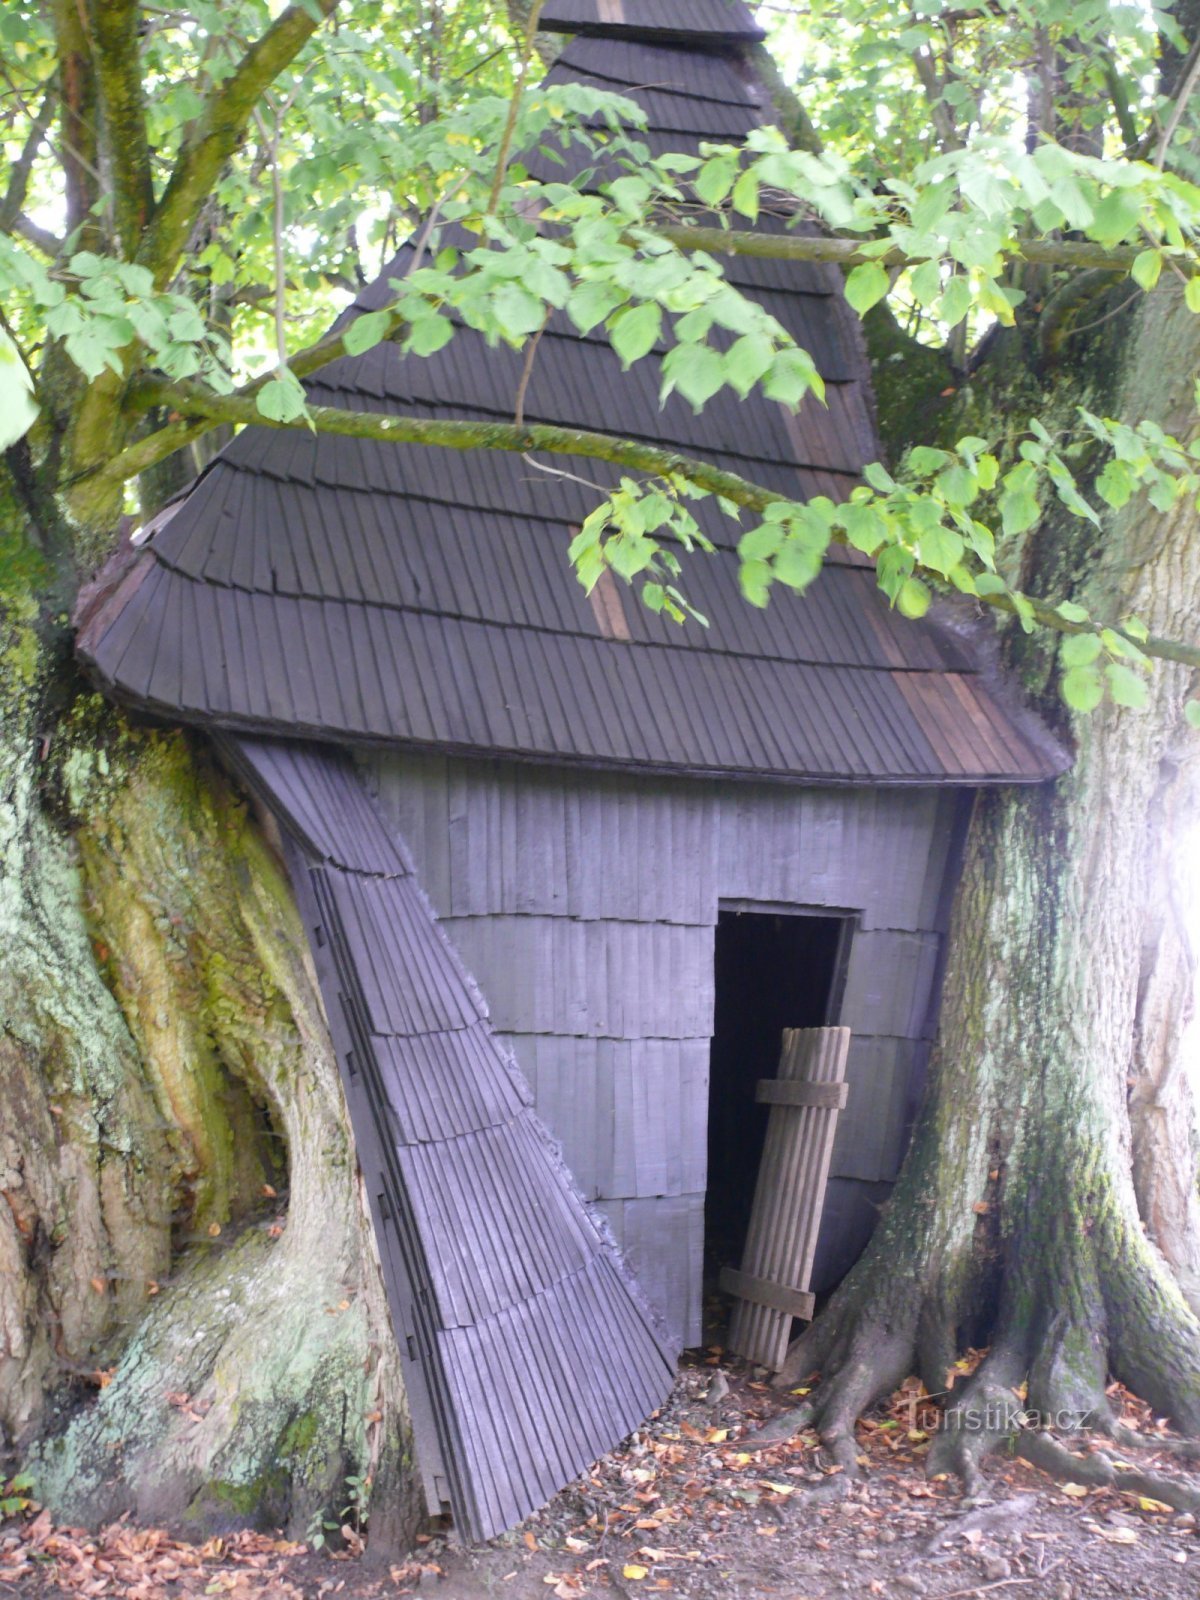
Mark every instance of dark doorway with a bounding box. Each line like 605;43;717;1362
704;907;850;1314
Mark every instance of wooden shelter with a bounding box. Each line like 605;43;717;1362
78;0;1067;1542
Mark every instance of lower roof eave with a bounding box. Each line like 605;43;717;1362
77;665;1072;791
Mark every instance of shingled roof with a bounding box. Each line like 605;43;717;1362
77;8;1066;787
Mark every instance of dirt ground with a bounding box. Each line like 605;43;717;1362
4;1358;1198;1600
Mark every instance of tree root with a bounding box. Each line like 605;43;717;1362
1016;1428;1200;1513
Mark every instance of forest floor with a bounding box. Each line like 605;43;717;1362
4;1355;1199;1600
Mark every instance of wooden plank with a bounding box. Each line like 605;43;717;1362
725;1025;851;1370
718;1267;814;1321
755;1079;848;1110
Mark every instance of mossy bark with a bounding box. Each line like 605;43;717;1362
0;488;418;1546
780;281;1200;1470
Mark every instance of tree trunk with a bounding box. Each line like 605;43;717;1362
779;281;1200;1473
0;480;418;1547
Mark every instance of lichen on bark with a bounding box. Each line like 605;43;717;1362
773;280;1200;1487
0;474;417;1546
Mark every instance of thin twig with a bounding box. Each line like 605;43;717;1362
514;309;550;428
252;103;288;368
1157;34;1200;168
486;0;546;216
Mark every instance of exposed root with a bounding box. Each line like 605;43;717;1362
1098;1417;1200;1463
1016;1428;1200;1513
926;1340;1032;1499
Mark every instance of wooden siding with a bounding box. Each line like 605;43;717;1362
227;737;675;1541
370;751;967;1346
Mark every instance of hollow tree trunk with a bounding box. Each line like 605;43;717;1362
0;479;418;1546
780;281;1200;1469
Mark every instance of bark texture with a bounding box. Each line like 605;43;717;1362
0;490;418;1545
778;282;1200;1474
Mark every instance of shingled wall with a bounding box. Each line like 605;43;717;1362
370;753;967;1347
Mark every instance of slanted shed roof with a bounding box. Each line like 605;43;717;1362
226;735;675;1540
77;12;1066;787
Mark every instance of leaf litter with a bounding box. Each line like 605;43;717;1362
2;1360;1198;1598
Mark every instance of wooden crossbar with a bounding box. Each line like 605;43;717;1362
755;1079;848;1110
724;1025;851;1370
718;1266;814;1321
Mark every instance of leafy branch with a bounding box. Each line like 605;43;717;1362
104;374;1200;686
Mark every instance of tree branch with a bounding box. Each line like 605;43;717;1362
12;214;64;259
487;0;545;214
1157;32;1200;168
86;0;155;254
0;79;57;237
51;0;101;250
135;0;340;286
644;223;1188;277
91;376;1200;671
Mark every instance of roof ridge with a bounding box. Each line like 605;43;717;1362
540;1;766;48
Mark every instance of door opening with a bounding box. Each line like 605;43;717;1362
704;906;851;1323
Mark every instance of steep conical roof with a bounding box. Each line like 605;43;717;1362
539;0;765;43
78;12;1066;786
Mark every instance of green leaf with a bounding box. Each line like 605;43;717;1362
1061;664;1104;712
939;274;972;328
608;174;651;217
610;302;661;368
661;342;725;410
1131;249;1162;290
256;368;309;423
0;328;39;451
1187;276;1200;314
568;278;626;334
731;168;760;222
917;524;964;576
863;461;897;493
739;557;773;607
896;577;931;618
407;312;454;357
694;153;739;207
1185;700;1200;728
763;346;824;408
907;445;951;475
1060;633;1102;668
998;463;1040;537
1105;661;1148;707
841;501;886;555
343;308;393;356
724;333;774;398
1095;458;1133;509
844;262;890;316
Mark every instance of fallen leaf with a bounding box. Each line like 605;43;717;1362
1098;1525;1139;1544
523;1531;537;1551
1136;1496;1173;1514
1061;1483;1089;1498
623;1564;649;1580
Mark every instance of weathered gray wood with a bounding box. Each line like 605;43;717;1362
365;750;961;1338
726;1026;851;1370
756;1079;849;1110
718;1266;815;1320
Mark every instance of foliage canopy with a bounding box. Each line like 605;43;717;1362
4;0;1200;708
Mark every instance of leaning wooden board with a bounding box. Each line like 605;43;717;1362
721;1027;851;1369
